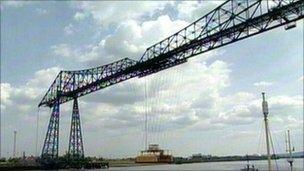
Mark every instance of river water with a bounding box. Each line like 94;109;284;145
106;159;303;171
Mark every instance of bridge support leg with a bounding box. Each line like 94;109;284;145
68;98;84;162
41;100;60;160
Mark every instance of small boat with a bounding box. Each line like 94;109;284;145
135;144;173;163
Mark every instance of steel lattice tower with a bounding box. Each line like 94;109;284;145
68;98;84;160
41;100;60;159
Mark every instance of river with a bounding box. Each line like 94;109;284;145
106;159;303;171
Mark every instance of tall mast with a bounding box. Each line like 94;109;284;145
286;130;294;171
13;130;17;157
262;92;272;171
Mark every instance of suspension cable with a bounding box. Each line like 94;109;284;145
269;128;279;171
35;107;40;156
257;120;264;155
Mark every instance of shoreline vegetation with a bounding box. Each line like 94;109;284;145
0;153;303;170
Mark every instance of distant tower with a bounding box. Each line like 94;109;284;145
13;131;17;157
262;92;271;171
68;98;84;160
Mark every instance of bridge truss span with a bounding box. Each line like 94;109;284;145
38;58;138;107
38;0;304;162
139;0;304;76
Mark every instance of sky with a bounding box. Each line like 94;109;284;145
0;1;303;159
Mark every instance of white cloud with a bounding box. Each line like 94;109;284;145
50;2;302;152
71;1;226;27
1;67;60;112
26;67;61;88
61;1;227;65
285;115;303;129
74;12;87;21
63;24;75;35
1;82;36;112
54;15;189;64
176;1;222;21
224;130;257;139
35;8;48;15
72;1;173;27
1;83;13;110
78;57;231;133
1;59;229;141
298;75;303;82
1;1;32;9
211;105;255;126
254;81;273;87
51;44;78;58
206;92;303;129
48;13;303;132
269;95;303;109
0;67;62;157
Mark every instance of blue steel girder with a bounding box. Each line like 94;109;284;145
138;0;304;75
68;98;84;159
41;100;60;159
39;0;304;107
38;58;138;107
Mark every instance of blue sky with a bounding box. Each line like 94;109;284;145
1;1;303;158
